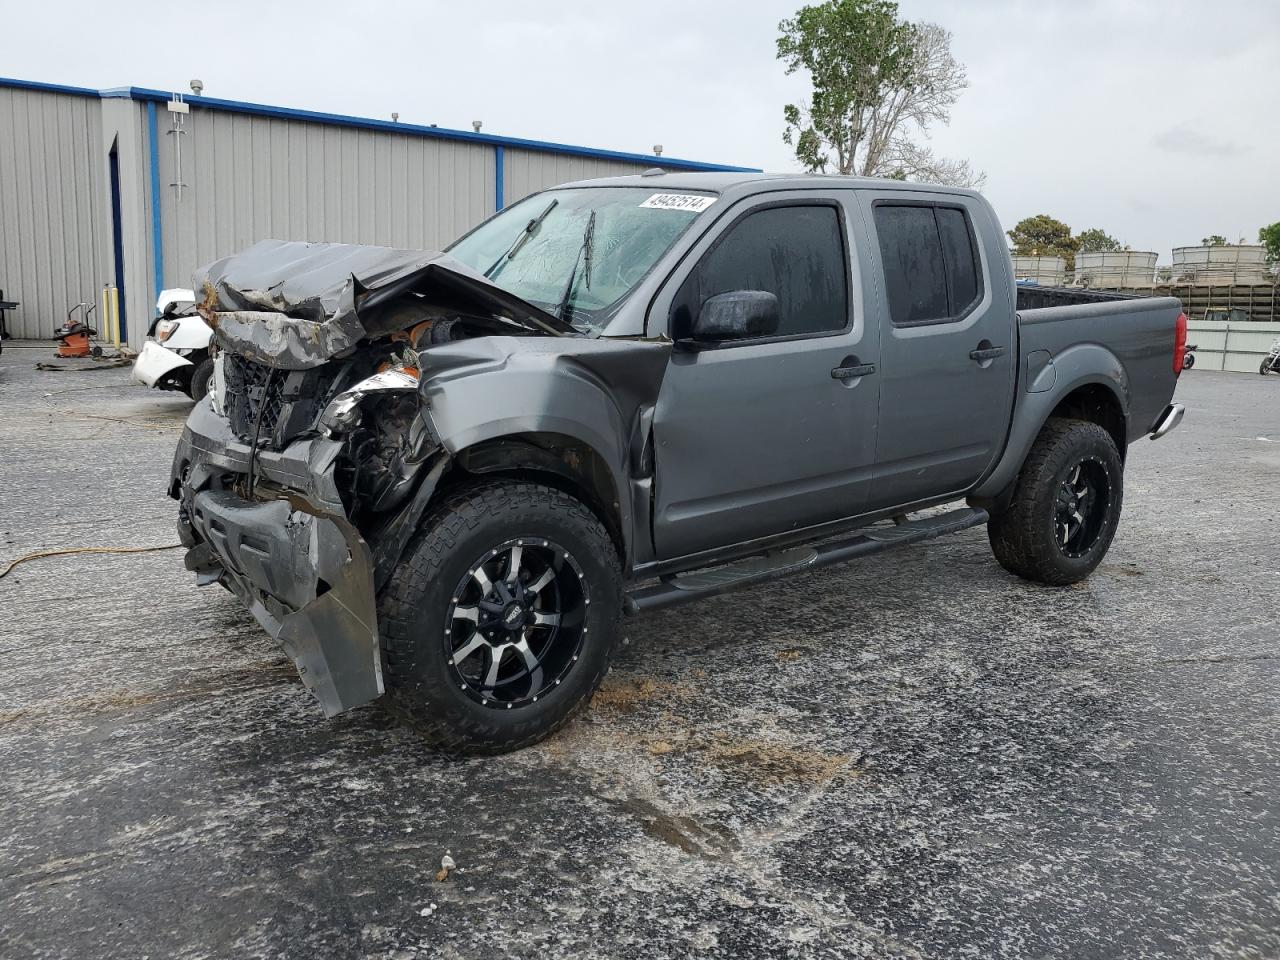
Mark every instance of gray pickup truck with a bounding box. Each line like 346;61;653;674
170;172;1187;752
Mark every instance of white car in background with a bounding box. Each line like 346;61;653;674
132;288;215;401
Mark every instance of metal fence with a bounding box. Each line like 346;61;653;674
1186;319;1280;373
1087;282;1278;323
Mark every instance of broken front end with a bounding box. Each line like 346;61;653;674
169;240;574;716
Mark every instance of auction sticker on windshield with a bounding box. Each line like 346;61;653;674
639;193;717;212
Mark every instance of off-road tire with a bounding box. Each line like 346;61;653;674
378;480;622;753
187;357;215;403
987;418;1124;586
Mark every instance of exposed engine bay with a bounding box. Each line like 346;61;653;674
193;239;581;525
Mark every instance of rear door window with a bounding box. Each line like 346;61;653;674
874;203;983;326
936;207;981;317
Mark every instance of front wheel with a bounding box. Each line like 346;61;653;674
187;357;215;402
987;418;1124;586
1262;359;1273;376
378;481;622;753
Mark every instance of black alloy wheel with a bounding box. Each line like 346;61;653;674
987;417;1124;586
378;481;622;753
445;538;589;709
1054;458;1112;559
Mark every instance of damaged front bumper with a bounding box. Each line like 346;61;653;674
133;339;194;389
171;401;383;716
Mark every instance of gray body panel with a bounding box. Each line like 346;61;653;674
169;171;1186;717
414;335;672;567
644;188;880;558
973;295;1183;499
851;187;1018;512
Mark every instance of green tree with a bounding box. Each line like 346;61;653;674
778;0;984;188
1075;228;1121;252
1257;222;1280;268
1202;234;1227;246
1008;214;1079;270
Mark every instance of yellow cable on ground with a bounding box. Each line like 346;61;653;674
0;544;183;582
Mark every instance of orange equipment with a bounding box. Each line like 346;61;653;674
53;303;102;358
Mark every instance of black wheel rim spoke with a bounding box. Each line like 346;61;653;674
1054;456;1111;559
444;539;588;708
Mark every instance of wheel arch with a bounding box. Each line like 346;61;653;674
971;371;1128;508
444;432;627;565
1046;382;1127;461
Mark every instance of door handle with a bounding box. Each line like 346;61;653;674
831;362;876;380
969;344;1007;363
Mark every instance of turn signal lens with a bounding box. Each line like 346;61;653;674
155;319;177;342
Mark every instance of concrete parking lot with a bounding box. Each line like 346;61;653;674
1;344;1277;959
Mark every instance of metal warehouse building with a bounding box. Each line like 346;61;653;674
0;77;753;349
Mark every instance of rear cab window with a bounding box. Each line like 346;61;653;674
873;202;983;326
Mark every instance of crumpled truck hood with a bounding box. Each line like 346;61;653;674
194;239;577;370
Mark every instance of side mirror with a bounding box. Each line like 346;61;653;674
692;290;780;342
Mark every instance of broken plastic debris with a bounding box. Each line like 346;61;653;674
436;851;456;882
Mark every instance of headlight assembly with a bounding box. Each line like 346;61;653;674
320;368;420;438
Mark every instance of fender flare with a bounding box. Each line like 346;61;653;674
972;342;1128;501
415;336;671;567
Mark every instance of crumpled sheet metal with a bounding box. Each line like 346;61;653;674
194;239;574;370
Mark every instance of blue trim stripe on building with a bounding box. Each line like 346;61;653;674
0;76;100;98
0;76;759;174
146;100;164;306
494;145;505;211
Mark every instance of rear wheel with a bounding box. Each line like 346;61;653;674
378;481;621;753
1182;352;1195;369
988;418;1124;586
1262;359;1272;376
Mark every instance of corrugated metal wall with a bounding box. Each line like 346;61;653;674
100;97;155;347
159;108;497;293
0;80;746;349
503;148;654;206
0;87;107;338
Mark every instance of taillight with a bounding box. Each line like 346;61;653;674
1173;312;1187;375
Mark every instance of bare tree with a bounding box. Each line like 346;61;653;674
780;2;985;189
880;140;987;191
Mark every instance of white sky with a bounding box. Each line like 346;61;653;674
5;0;1277;259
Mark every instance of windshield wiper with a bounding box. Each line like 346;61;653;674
484;199;558;279
554;210;596;324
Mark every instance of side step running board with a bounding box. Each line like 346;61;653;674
625;507;989;615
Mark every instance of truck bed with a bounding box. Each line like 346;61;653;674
1015;284;1146;310
1016;292;1183;444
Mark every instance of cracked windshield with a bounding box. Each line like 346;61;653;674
447;186;715;332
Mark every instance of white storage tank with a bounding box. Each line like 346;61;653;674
1011;255;1066;286
1074;250;1157;288
1172;245;1269;284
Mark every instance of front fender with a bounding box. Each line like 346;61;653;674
415;336;671;560
972;342;1128;500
